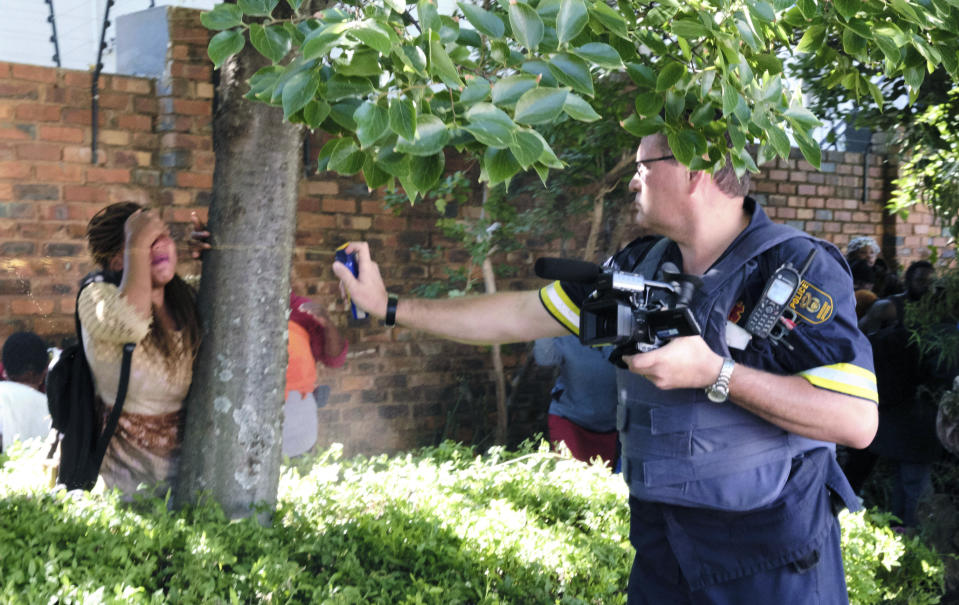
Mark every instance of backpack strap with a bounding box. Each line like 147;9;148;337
92;342;134;471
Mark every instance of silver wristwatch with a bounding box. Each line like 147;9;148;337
705;358;736;403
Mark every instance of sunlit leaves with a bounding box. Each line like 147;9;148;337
200;4;243;30
548;53;593;96
250;24;292;63
238;0;278;17
562;93;601;122
282;71;318;119
208;30;245;68
389;98;417;141
395;115;450;156
514;87;569;124
354;101;390;148
556;0;588;46
509;2;545;52
491;75;539;107
457;2;505;38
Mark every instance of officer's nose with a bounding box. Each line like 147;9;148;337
629;172;642;193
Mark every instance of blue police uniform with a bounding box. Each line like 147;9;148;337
538;198;878;604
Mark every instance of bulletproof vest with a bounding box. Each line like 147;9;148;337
617;221;834;511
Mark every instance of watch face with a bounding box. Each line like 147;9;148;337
706;386;728;403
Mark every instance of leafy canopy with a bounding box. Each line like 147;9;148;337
203;0;959;201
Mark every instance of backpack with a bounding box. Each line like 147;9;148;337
46;271;135;490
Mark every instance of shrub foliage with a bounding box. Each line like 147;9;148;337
0;439;945;603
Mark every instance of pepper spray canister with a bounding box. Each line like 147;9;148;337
335;243;368;320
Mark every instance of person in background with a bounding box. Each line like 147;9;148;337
284;294;347;457
533;335;618;467
80;202;201;498
849;259;878;319
0;332;53;453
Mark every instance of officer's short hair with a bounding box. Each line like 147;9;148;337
2;332;48;382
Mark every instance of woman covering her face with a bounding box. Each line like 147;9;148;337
79;202;201;498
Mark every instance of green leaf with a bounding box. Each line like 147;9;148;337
396;45;428;76
521;61;558;86
316;138;339;172
766;123;791;157
689;102;714;127
335;50;382;77
362;155;392;190
286;0;304;9
249;24;292;63
795;24;825;53
735;18;760;51
747;0;776;22
588;1;628;39
793;130;821;169
201;4;244;30
349;20;393;54
670;18;708;38
376;147;412;177
664;90;685;122
438;15;461;44
325;75;375;101
281;70;318;119
841;27;867;58
463;103;517;148
303;99;331;129
395;114;450;156
621;114;664;138
509;2;545;52
301;23;348;61
532;130;564;168
238;0;279;17
491;74;539;108
418;0;440;32
556;0;589;46
667;129;706;165
461;77;492;105
429;40;464;88
548;53;593;96
797;0;817;19
410;152;445;192
562;93;601;122
456;2;506;38
514;87;569;125
483;147;521;185
784;106;822;129
571;42;623;69
329;99;362;130
655;62;685;92
873;34;902;63
354;102;390;148
512;129;545;168
383;0;406;15
634;92;663;117
208;30;245;69
389;98;417;141
398;175;421;202
328;138;365;175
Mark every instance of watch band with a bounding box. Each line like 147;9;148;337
706;358;735;403
384;293;399;327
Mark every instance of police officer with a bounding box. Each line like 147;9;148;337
334;133;879;604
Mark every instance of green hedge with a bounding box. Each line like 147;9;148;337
0;439;944;604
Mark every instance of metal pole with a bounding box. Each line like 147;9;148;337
91;0;115;165
45;0;62;67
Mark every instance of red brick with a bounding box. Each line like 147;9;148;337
97;92;131;110
321;198;357;213
11;299;54;315
116;114;153;132
0;125;35;141
38;125;84;143
61;108;98;126
42;203;93;221
0;162;30;179
11;63;57;83
797;184;816;196
109;77;152;95
86;167;130;184
16;142;62;161
15;104;62;122
63;145;105;165
175;171;213;188
0;82;39;100
99;130;130;146
134;97;158;114
173;98;211;116
35;164;84;183
62;72;91;88
62;185;100;202
194;151;215;172
0;63;9;77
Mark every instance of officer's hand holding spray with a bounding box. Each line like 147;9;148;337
535;250;817;367
335;243;368;322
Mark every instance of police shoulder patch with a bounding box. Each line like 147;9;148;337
789;279;834;324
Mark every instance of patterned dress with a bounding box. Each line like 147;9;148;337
78;281;192;499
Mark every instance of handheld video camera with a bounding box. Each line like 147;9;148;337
535;258;702;367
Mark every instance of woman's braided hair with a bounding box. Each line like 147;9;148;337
86;202;201;368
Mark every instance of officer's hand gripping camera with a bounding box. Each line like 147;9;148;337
535;258;703;367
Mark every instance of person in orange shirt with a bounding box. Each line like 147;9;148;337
284;294;347;457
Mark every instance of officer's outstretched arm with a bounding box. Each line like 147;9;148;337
623;335;878;449
333;241;568;344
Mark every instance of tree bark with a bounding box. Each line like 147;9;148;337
173;44;304;519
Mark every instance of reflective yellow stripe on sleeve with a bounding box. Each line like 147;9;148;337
799;363;878;404
539;281;580;335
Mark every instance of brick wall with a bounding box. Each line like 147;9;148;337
1;7;952;456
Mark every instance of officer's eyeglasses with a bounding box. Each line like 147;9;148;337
635;154;675;175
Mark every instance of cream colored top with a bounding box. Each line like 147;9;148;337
78;281;193;498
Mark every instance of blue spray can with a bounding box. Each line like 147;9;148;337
335;243;368;320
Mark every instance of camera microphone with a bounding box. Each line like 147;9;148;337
534;258;602;283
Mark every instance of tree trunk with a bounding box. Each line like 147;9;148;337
481;257;508;444
173;45;304;519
